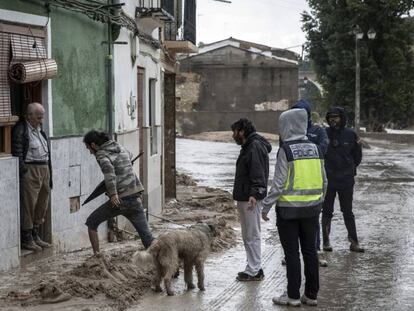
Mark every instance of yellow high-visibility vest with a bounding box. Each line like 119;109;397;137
278;140;324;207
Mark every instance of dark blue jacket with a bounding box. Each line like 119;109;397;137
11;121;53;188
233;132;272;201
325;107;362;189
291;99;329;156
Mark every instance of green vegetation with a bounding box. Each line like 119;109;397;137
302;0;414;130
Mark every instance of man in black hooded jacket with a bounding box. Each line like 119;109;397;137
232;118;272;281
322;107;364;252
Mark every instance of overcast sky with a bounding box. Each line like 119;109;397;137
197;0;311;55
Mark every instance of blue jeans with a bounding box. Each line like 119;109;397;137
85;194;154;249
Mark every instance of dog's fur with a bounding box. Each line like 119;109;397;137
132;222;216;296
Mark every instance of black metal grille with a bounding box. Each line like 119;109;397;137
137;0;161;9
184;0;196;44
161;0;174;16
164;21;176;41
164;0;196;44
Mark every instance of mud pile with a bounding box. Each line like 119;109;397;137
162;173;238;252
5;281;71;306
1;246;152;310
63;250;151;309
176;172;197;186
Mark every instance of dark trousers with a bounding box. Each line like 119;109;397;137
322;186;358;242
85;194;154;249
277;215;319;300
315;214;321;250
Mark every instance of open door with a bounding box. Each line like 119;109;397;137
10;81;53;250
137;67;146;192
163;73;176;199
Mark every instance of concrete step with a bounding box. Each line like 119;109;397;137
20;247;54;266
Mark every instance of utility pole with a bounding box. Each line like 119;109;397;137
354;26;376;134
355;33;361;134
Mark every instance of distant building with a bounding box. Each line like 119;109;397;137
176;37;299;135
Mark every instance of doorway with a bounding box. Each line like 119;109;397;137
163;73;176;199
137;67;146;187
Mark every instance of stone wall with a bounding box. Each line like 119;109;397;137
176;72;201;112
176;111;282;136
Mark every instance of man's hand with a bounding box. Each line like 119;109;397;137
262;212;270;221
248;196;257;211
110;194;121;207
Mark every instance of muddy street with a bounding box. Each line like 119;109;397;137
0;136;413;311
131;137;414;310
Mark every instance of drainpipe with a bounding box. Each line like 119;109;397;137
106;0;117;138
107;26;113;137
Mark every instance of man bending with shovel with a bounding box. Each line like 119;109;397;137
83;130;154;255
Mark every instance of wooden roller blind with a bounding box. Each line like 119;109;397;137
0;24;47;119
11;34;47;62
0;32;11;118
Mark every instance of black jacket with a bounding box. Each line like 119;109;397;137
233;132;272;201
11;121;53;188
325;107;362;189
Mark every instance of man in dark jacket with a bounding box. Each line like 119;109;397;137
232;118;272;281
322;107;364;252
12;102;52;252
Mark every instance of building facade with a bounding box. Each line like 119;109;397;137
176;38;299;135
0;0;197;271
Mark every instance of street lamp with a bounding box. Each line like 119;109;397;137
354;26;376;134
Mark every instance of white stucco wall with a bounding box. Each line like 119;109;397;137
0;157;20;271
50;137;107;252
113;3;164;216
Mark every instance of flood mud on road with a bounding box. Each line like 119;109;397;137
1;135;413;311
0;172;237;311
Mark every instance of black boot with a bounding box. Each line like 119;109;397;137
21;230;42;252
322;218;333;252
349;238;365;253
32;227;52;249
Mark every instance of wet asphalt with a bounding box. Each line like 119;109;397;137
129;138;414;311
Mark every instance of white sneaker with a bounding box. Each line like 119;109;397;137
319;258;328;267
301;294;318;306
272;292;301;307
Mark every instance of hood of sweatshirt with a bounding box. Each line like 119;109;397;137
279;108;308;142
326;106;347;129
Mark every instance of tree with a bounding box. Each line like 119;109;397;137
302;0;414;130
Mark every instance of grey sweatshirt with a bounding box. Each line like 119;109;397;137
262;108;327;215
95;140;144;198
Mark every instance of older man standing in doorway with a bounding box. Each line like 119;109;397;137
12;102;52;251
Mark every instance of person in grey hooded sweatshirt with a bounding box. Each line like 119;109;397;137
291;99;329;266
83;130;154;255
261;109;327;307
